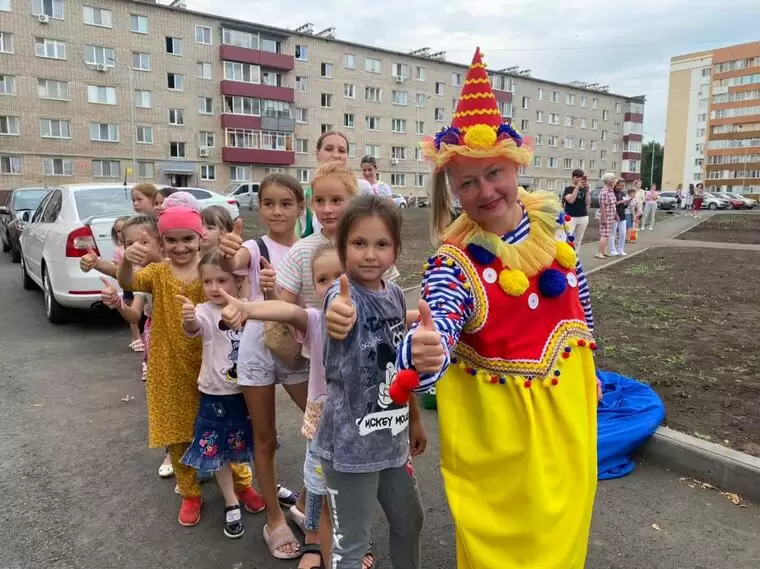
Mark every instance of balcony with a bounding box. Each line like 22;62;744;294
620;172;640;181
221;80;294;103
624;112;644;123
222;147;295;166
623;133;643;142
221;114;262;130
622;152;642;160
220;45;294;71
493;90;513;103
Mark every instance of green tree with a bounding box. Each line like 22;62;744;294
641;140;664;189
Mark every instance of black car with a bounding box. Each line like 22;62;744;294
0;187;50;262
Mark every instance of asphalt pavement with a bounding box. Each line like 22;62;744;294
2;250;760;569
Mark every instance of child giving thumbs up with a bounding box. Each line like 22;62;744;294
176;295;199;334
325;275;356;340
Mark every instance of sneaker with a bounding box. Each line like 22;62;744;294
158;455;174;478
237;486;266;514
620;251;627;256
277;484;299;508
608;251;619;257
178;496;202;527
223;505;245;539
648;227;654;231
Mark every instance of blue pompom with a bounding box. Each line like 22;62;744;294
538;268;567;298
497;123;523;147
466;243;495;265
434;126;463;150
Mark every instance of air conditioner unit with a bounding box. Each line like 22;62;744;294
391;158;399;165
95;63;108;72
199;148;209;157
394;76;404;84
37;13;50;23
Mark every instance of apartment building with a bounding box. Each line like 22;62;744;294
0;0;645;195
663;40;760;193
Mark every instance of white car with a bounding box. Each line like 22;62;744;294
391;194;408;208
19;183;135;323
169;187;240;218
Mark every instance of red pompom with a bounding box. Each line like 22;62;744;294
564;215;571;222
551;378;559;386
524;380;532;388
589;342;598;351
434;257;443;267
561;352;570;359
389;382;410;405
577;339;586;347
395;369;420;390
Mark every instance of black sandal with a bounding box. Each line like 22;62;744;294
299;543;323;569
364;550;375;569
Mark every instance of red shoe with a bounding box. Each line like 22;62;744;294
237;486;266;514
178;496;202;527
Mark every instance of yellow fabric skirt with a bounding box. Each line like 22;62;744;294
437;352;598;569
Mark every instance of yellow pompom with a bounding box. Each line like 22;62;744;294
555;242;577;269
498;268;529;296
445;259;454;266
463;124;497;149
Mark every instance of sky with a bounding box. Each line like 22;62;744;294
187;0;760;144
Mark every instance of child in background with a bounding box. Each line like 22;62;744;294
153;187;177;212
218;173;307;559
176;249;254;539
626;188;639;242
118;207;263;526
132;183;159;214
318;194;426;569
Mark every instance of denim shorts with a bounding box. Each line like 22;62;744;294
181;392;253;472
303;439;327;496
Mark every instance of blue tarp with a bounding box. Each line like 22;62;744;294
597;370;666;480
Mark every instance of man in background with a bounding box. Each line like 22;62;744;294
562;168;592;246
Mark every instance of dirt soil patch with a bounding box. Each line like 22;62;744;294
240;207;435;288
677;213;760;245
581;210;672;244
589;247;760;456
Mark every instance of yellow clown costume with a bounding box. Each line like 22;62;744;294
393;48;598;569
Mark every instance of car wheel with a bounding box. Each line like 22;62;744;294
20;253;36;291
400;203;406;208
708;203;718;210
42;265;68;324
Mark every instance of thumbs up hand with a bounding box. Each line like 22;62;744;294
175;295;197;324
100;276;121;309
325;275;356;340
125;239;149;266
220;218;244;259
80;247;99;273
410;299;445;374
219;289;247;330
259;257;276;295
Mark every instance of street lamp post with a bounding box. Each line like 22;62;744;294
109;56;137;182
415;93;432;201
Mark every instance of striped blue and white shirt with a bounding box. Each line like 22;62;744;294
398;209;594;392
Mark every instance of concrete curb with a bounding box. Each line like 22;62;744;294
669;213;713;240
637;427;760;502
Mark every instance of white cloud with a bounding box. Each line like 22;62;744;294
187;0;760;142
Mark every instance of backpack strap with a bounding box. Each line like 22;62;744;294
255;237;270;264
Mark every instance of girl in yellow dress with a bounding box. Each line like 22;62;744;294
392;48;599;569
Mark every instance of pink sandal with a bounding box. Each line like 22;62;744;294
263;523;301;560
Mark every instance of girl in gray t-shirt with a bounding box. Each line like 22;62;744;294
314;194;426;569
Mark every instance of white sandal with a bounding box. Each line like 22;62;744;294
159;455;174;478
289;504;306;533
129;339;145;352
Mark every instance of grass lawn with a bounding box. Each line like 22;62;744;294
676;213;760;245
589;247;760;456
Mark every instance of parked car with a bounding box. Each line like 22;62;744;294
716;192;749;209
590;189;602;209
701;192;730;210
169;187;240;218
0;186;50;262
225;182;260;211
392;194;408;208
656;191;677;210
723;192;757;209
19;183;135;323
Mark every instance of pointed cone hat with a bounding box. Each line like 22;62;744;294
451;47;502;132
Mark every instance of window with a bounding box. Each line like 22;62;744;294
199;131;215;147
295;45;308;61
564;137;574;148
365;58;381;73
343;83;355;99
134;90;151;108
592;119;599;130
521;96;529;109
168;109;184;125
615;102;622;113
435;108;445;121
92;159;120;177
40;119;70;138
0;32;13;54
230;165;251;182
499;101;512;118
452;72;462;87
134;161;153;179
590;140;597;150
364;144;381;159
222;29;258;49
224;61;260;83
170;142;186;158
223;95;260;116
295;139;308;154
320;93;333;109
165;36;182;56
261;70;282;87
35;38;66;60
297;169;309;184
566;93;575;105
535;134;543;146
90;123;119;142
83;6;111;27
600;149;607;159
226;128;255;148
415;173;426;188
344;54;355;69
195;96;213;115
533;156;541;168
451;98;457;112
589;160;596;171
365;87;382;102
87;85;116;105
548;113;559;125
547;157;557;169
520;119;529;132
392;91;408;106
320;63;333;78
85;45;115;67
195;25;212;45
592;98;598;109
130;14;148;33
581;118;587;129
343;113;355;128
197;62;212;80
32;0;63;19
565;115;574;127
43;158;73;176
295;108;308;123
579;138;586;150
580;95;587;108
391;173;406;187
551;90;559;103
536;110;543;123
132;52;150;71
391;63;408;79
136;126;153;144
697;113;707;122
435;82;445;95
365;116;381;130
261;37;281;53
38;79;68;100
537;87;544;100
392;118;406;133
415;147;424;161
320;124;333;135
167;73;184;90
416;66;425;81
601;130;608;141
547;135;558;147
602;109;609;120
391;146;407;160
1;155;21;174
415;120;425;135
200;165;216;181
294;76;308;92
0;116;19;135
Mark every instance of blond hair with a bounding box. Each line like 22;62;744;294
311;161;359;198
132;182;158;200
430;170;454;245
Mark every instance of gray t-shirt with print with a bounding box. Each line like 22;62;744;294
313;277;410;474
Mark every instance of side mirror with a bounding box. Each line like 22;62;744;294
22;211;30;222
